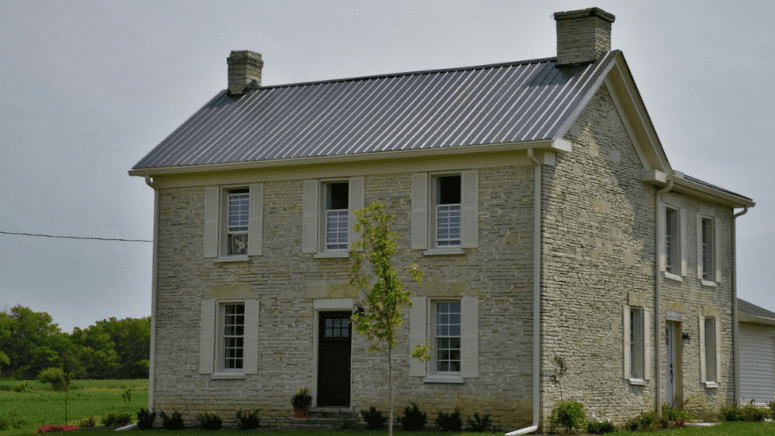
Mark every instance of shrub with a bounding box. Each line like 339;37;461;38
103;412;132;427
741;404;767;422
399;402;427;431
625;410;666;431
466;412;492;432
77;416;97;428
236;409;260;430
435;408;462;432
720;405;742;422
770;400;775;419
137;408;156;430
196;412;222;430
159;411;184;430
550;401;586;434
360;406;387;430
13;382;30;393
37;367;67;391
587;420;615;434
0;410;28;431
291;387;312;409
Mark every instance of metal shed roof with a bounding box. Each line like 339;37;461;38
133;51;618;170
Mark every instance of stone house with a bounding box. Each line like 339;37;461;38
129;7;755;431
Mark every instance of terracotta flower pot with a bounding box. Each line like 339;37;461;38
294;408;308;419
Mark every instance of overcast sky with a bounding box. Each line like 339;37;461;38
1;0;773;333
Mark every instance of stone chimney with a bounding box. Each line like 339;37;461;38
554;8;615;66
227;50;263;95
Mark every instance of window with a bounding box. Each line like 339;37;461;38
409;296;478;381
325;182;349;251
199;299;259;377
302;178;364;256
203;184;263;259
623;305;650;384
434;301;461;372
660;204;686;278
700;316;720;387
227;189;249;256
411;170;478;253
665;208;677;274
696;215;720;284
221;303;245;371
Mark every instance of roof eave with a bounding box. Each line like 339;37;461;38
738;311;775;326
643;171;755;208
128;139;563;177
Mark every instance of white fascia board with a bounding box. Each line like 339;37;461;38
128;139;555;177
738;311;775;326
672;177;755;209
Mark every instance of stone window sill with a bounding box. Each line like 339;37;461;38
701;280;718;288
215;255;249;263
628;378;647;386
664;272;683;283
313;251;349;259
704;382;719;389
423;248;464;256
423;374;464;384
211;372;246;380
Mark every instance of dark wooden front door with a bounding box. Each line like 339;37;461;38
317;311;352;407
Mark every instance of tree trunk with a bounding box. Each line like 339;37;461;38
388;342;393;436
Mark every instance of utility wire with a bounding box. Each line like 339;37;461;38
0;230;152;243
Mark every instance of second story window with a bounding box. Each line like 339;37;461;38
227;189;250;256
325;182;349;251
701;218;713;281
435;176;461;247
665;207;678;273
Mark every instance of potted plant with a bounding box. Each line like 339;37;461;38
291;388;312;418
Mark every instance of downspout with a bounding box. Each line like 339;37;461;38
732;206;748;407
145;175;160;411
506;149;541;435
655;178;673;417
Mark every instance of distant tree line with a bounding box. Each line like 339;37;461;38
0;305;150;380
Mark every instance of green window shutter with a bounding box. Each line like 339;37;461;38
199;299;216;374
243;300;260;375
658;205;666;272
699;316;706;383
302;180;320;253
623;306;631;379
204;187;220;258
247;184;263;256
680;209;687;276
411;173;428;250
461;170;478;248
644;309;651;380
409;296;427;376
461;296;478;378
714;219;721;282
348;177;364;250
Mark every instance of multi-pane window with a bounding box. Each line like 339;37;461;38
222;303;245;371
435;301;461;372
665;208;678;273
704;317;717;382
435;176;461;247
701;218;713;281
227;189;249;256
630;307;644;379
325;182;349;251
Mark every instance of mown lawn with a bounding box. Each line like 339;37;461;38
0;379;148;435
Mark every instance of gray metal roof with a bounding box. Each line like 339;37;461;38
738;299;775;320
133;51;618;170
684;174;753;202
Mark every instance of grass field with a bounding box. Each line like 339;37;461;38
0;379;148;435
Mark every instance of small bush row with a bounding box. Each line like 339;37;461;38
360;403;493;432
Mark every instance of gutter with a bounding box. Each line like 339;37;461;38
655;178;673;416
144;176;160;411
506;149;541;435
732;206;749;407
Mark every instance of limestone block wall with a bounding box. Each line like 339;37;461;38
539;85;735;426
151;162;536;429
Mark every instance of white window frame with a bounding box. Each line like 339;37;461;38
696;214;721;286
219;302;245;373
433;176;462;248
303;178;364;257
199;299;259;378
323;181;350;252
225;189;250;256
431;300;462;374
409;295;478;383
203;184;263;260
660;203;687;281
623;305;650;385
699;316;720;388
411;170;478;255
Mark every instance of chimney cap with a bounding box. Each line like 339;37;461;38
554;7;615;23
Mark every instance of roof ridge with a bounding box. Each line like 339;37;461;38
250;56;560;91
